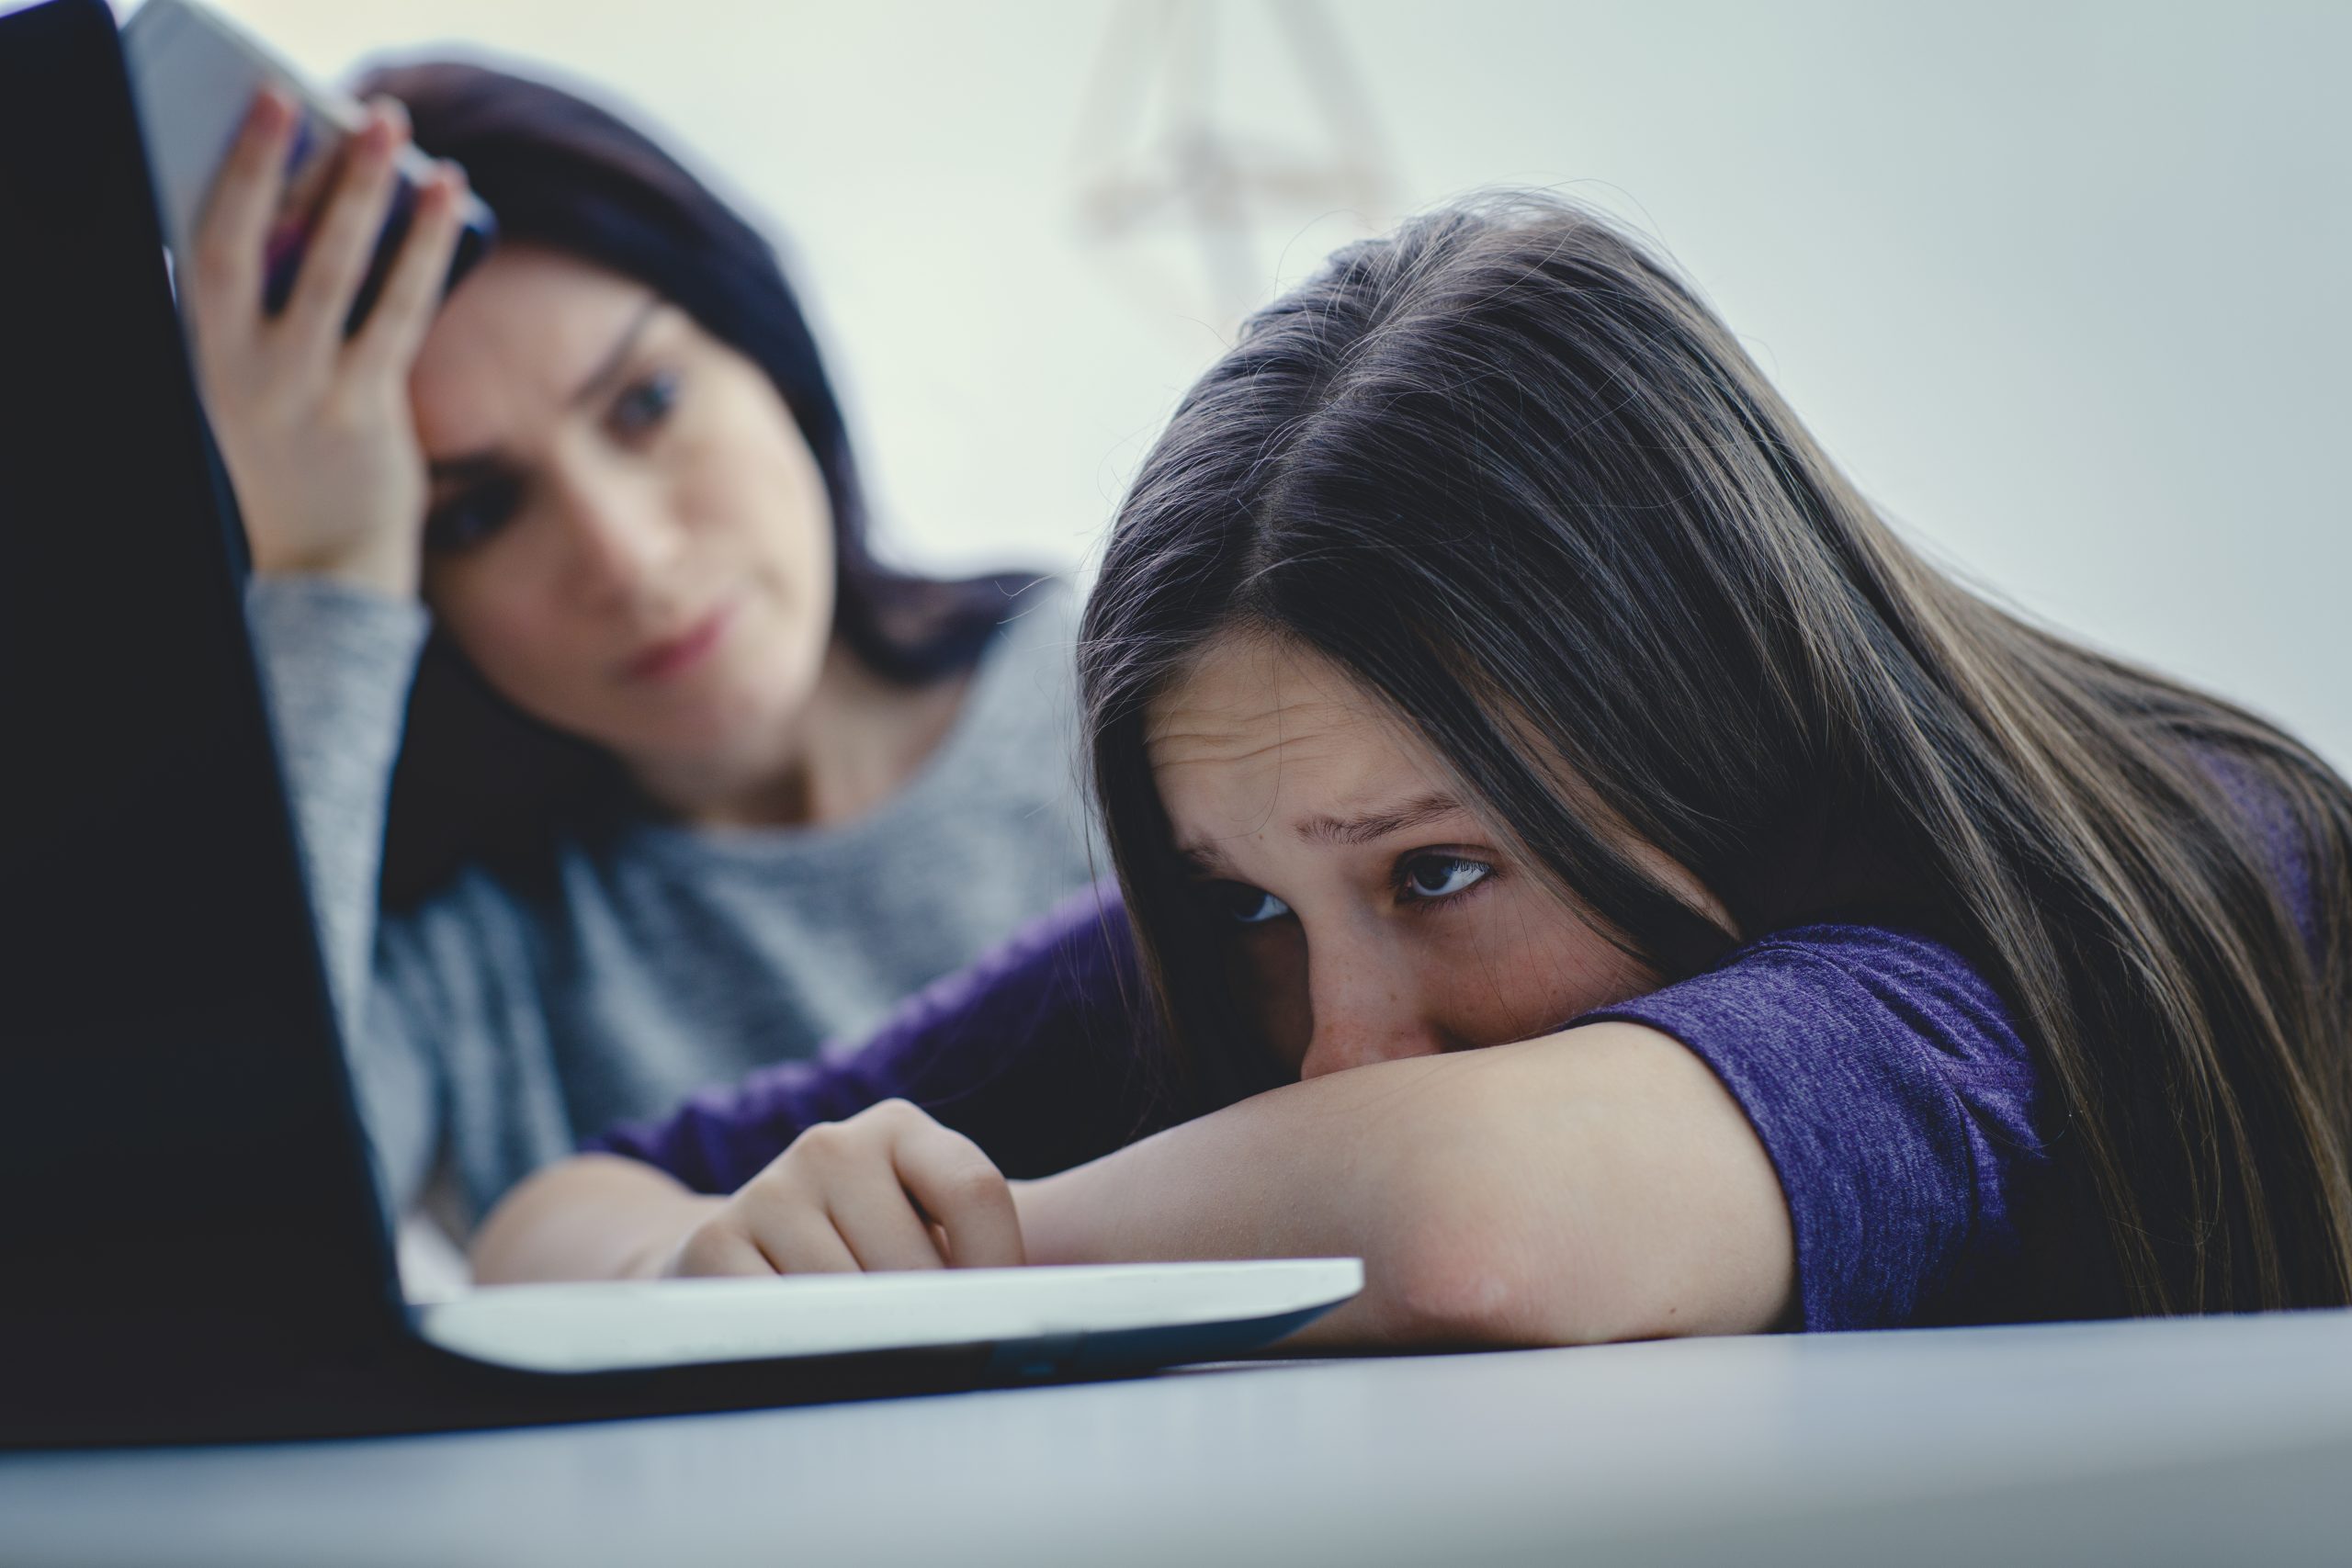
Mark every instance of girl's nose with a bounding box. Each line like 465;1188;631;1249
1295;934;1450;1080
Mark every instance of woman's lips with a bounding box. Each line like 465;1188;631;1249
623;601;736;682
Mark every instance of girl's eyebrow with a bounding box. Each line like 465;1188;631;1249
425;299;664;484
1175;790;1470;874
1179;844;1233;877
1295;790;1466;846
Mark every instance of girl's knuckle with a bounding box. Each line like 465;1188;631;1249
741;1168;806;1213
790;1122;853;1168
940;1159;1005;1207
673;1222;734;1275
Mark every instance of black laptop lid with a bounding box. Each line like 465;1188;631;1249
0;0;400;1350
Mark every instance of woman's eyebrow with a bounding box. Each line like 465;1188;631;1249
425;299;664;483
425;452;505;485
564;297;664;412
1295;790;1466;846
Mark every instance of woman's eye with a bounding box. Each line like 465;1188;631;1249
1396;854;1491;903
612;370;679;436
1213;884;1293;926
424;477;521;554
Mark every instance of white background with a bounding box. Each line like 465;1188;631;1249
113;0;2352;763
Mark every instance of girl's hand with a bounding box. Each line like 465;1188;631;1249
185;88;470;599
662;1100;1026;1277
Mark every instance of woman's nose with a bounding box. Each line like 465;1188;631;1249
1295;934;1450;1080
553;464;681;604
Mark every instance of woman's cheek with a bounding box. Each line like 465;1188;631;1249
436;579;603;733
1227;928;1312;1073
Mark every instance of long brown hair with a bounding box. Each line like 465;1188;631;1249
1080;194;2352;1316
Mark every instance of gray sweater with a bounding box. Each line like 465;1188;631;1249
246;575;1099;1223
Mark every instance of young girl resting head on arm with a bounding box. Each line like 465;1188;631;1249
473;195;2352;1344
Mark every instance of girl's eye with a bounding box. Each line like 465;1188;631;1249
612;370;679;436
1213;884;1293;926
424;476;522;555
1396;854;1491;904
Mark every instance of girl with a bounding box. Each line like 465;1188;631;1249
472;196;2352;1343
191;67;1097;1233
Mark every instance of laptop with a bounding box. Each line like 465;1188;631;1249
0;0;1358;1448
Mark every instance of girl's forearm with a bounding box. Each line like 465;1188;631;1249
471;1153;726;1284
469;1023;1793;1355
1013;1022;1794;1348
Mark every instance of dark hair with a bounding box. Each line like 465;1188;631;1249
347;59;1030;903
1080;193;2352;1318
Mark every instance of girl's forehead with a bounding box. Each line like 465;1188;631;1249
1144;635;1429;795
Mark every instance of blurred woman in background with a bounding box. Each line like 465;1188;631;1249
189;65;1097;1247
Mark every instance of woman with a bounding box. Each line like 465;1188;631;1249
191;69;1098;1233
471;197;2352;1343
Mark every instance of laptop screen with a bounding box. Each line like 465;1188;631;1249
0;0;399;1348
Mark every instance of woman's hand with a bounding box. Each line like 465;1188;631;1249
185;88;470;598
662;1100;1026;1277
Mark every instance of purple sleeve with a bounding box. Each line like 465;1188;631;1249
1580;924;2050;1332
587;882;1187;1191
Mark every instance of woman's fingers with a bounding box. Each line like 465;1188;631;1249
346;162;468;378
779;1112;952;1272
176;93;438;594
188;87;293;344
822;1166;952;1271
278;100;404;345
701;1101;1023;1279
733;1190;865;1275
883;1106;1025;1269
665;1219;780;1279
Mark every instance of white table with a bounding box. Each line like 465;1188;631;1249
6;1308;2351;1566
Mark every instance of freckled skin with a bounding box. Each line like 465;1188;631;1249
1146;632;1678;1078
